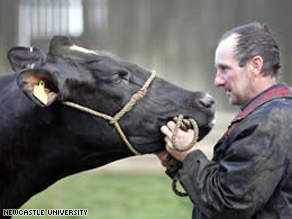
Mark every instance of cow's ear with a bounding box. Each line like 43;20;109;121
7;46;46;72
17;69;59;107
49;36;74;56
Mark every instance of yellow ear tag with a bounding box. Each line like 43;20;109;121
33;81;48;105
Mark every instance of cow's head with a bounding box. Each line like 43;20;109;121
7;36;215;170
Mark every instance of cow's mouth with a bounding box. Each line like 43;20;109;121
128;135;165;154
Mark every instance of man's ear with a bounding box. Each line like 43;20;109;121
17;69;59;107
249;56;264;76
7;46;46;72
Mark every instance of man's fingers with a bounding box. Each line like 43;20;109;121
160;125;173;139
167;121;176;132
166;145;175;153
161;120;179;138
164;136;173;149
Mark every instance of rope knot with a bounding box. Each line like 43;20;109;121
109;118;117;125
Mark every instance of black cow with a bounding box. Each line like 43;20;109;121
0;36;215;211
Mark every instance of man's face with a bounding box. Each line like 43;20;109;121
214;34;254;106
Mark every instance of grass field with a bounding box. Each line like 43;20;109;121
15;172;192;219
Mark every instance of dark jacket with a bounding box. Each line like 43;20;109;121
177;83;292;219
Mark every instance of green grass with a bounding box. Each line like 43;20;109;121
15;173;192;219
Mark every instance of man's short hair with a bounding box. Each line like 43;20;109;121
219;22;281;77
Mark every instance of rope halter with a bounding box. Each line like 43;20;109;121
62;70;156;155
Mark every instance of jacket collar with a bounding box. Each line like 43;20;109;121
232;82;292;123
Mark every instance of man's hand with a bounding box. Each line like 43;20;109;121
160;120;199;162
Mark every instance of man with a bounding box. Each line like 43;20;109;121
156;22;292;218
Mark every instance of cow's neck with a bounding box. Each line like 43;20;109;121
0;75;59;209
0;74;130;210
1;138;124;210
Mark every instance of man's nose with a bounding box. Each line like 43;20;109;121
214;72;224;87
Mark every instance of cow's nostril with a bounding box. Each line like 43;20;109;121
199;94;215;108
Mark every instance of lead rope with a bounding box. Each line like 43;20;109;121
168;115;199;197
172;115;199;151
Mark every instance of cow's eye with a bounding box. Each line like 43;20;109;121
110;71;129;85
118;70;129;80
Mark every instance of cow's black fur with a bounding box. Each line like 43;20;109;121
0;36;215;211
